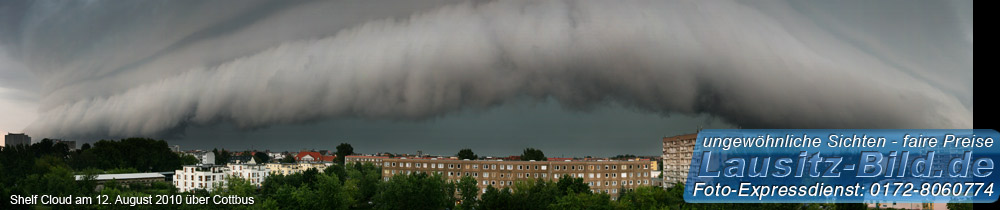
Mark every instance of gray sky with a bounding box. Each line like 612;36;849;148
0;0;972;156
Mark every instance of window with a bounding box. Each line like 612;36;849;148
534;165;539;170
507;165;513;170
484;173;489;178
605;165;609;170
474;172;479;177
518;165;523;170
542;165;548;170
439;164;444;168
571;166;576;170
589;173;594;178
622;173;627;178
589;182;594;186
473;165;478;169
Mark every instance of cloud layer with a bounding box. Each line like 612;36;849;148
0;0;973;139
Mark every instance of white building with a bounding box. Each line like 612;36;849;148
227;164;270;187
200;152;216;164
268;152;285;161
174;163;271;192
174;165;227;192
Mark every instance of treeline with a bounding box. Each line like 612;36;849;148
0;138;185;210
69;138;184;172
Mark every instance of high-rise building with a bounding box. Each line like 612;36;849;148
4;133;31;148
662;133;697;188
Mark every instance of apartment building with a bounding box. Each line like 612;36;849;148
174;165;227;192
265;162;331;176
174;163;271;192
227;164;270;187
662;133;697;188
381;158;653;199
345;155;388;167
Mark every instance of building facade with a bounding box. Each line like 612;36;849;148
4;133;31;147
265;163;331;176
381;158;653;199
174;165;227;192
345;155;388;167
227;164;269;187
174;163;272;192
75;173;166;191
662;133;697;188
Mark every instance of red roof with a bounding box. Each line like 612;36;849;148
320;155;336;162
295;152;322;161
346;155;388;159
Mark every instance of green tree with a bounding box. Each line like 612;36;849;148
281;155;296;163
836;203;868;210
457;149;477;160
617;186;672;209
478;185;512;210
555;175;590;195
348;162;383;209
253;151;270;163
180;154;200;165
549;192;615;210
456;176;479;209
213;148;231;165
374;172;454;210
520;148;546;161
336;143;354;165
947;202;973;210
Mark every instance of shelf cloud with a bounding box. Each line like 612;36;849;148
0;0;973;139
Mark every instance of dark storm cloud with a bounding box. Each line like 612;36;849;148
0;0;973;139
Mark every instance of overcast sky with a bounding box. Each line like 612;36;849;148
0;0;972;156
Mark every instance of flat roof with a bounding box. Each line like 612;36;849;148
74;173;166;181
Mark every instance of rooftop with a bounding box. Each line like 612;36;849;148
74;172;165;181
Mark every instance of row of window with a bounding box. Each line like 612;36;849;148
387;162;650;171
586;179;650;187
385;170;651;180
